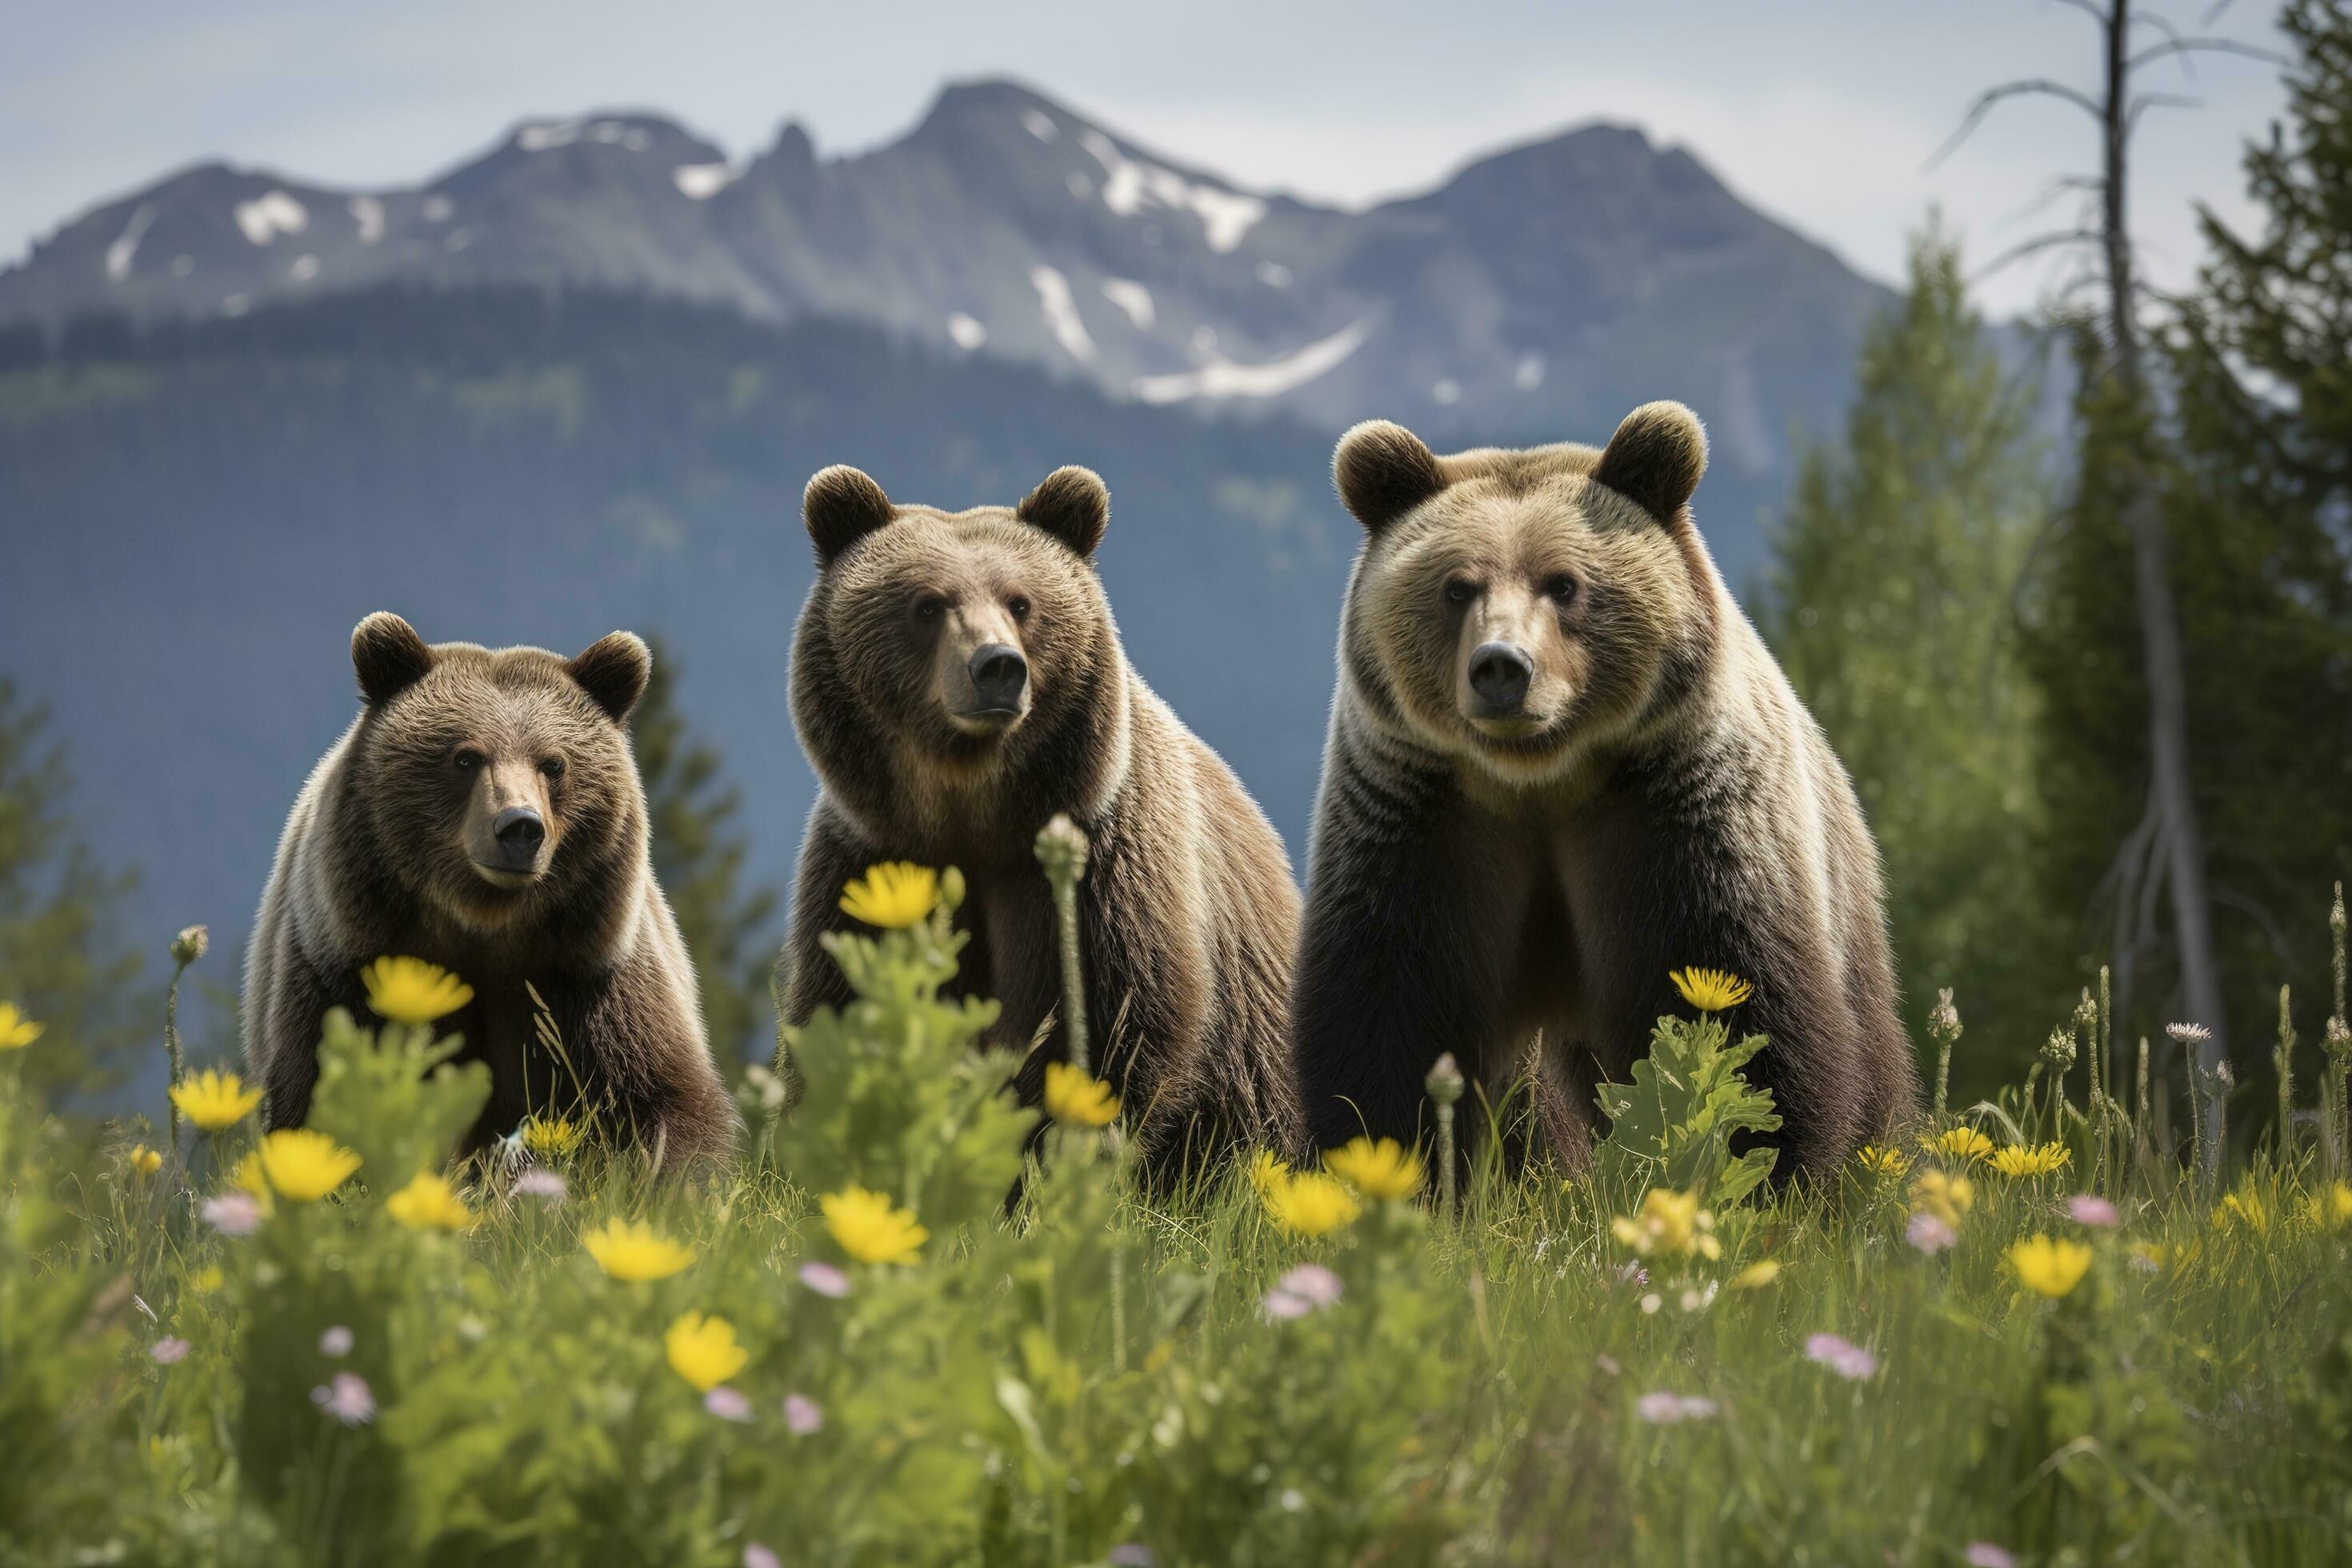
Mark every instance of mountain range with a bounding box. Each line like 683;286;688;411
0;81;1926;1074
3;79;1894;510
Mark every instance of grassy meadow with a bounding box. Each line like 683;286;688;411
4;855;2351;1567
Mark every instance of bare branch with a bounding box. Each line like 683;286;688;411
2129;36;2289;73
1970;227;2105;282
1925;78;2106;172
2127;91;2204;134
2049;0;2112;26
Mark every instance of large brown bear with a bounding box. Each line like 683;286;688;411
1293;404;1916;1180
779;463;1302;1178
244;614;739;1167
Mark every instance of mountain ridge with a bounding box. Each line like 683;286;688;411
0;77;1895;488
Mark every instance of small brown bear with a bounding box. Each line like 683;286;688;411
244;614;739;1167
779;464;1302;1178
1294;404;1916;1181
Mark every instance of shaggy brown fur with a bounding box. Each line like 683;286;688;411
244;614;738;1167
780;464;1302;1181
1296;403;1915;1181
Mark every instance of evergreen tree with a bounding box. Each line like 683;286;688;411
632;645;781;1078
0;680;148;1101
1766;223;2059;1089
2159;0;2352;1128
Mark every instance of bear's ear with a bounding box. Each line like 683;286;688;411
567;631;652;724
351;612;435;706
803;465;897;566
1016;466;1110;557
1590;402;1708;523
1334;420;1446;533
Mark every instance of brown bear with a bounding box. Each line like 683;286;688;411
1293;403;1916;1181
778;463;1302;1179
243;614;739;1167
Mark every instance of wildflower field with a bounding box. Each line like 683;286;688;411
6;871;2352;1566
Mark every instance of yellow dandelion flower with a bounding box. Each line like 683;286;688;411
2303;1182;2352;1231
2216;1190;2271;1235
0;1002;45;1050
1924;1127;1994;1162
1247;1149;1291;1197
125;1143;163;1177
385;1171;475;1231
1042;1061;1120;1127
838;862;939;929
2009;1234;2094;1298
1610;1187;1722;1259
821;1186;929;1264
254;1129;362;1202
224;1150;275;1214
1988;1142;2072;1178
1322;1136;1426;1201
1731;1259;1782;1290
169;1069;262;1131
2127;1240;2167;1270
665;1311;748;1392
520;1114;582;1158
1668;967;1753;1013
1909;1167;1975;1228
583;1218;697;1281
360;956;474;1026
1262;1170;1362;1238
191;1265;224;1294
1854;1144;1910;1178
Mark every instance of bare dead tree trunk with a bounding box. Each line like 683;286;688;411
2097;0;2229;1170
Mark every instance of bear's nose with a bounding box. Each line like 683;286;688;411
492;806;546;864
1467;642;1534;716
968;643;1029;711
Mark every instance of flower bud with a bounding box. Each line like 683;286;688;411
1034;813;1090;888
1926;988;1961;1045
1425;1052;1465;1106
170;925;210;966
939;864;967;915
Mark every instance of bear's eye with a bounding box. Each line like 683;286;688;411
913;594;948;624
1544;574;1580;606
453;747;486;773
1443;578;1478;606
1007;594;1032;620
539;756;566;781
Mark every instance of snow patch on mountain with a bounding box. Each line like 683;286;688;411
1022;110;1059;143
234;191;308;246
518;118;652;154
1131;318;1373;404
106;206;154;282
1099;278;1154;330
946;312;988;350
1514;353;1546;391
347;195;385;245
1077;130;1265;254
1030;266;1096;362
289;254;321;282
672;163;739;199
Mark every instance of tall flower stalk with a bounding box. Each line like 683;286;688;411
1426;1053;1465;1214
1926;989;1961;1120
162;925;208;1146
1034;814;1091;1078
2327;882;2349;1182
2274;986;2296;1162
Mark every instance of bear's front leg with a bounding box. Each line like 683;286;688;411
1292;754;1524;1168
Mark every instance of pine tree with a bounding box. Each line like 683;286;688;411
631;645;782;1080
0;680;148;1101
1766;223;2059;1088
2158;0;2352;1132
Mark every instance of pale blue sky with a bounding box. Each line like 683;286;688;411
6;0;2294;314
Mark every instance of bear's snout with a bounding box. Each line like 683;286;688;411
1466;642;1534;718
966;643;1029;716
490;805;546;868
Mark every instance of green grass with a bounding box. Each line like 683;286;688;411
5;890;2350;1566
